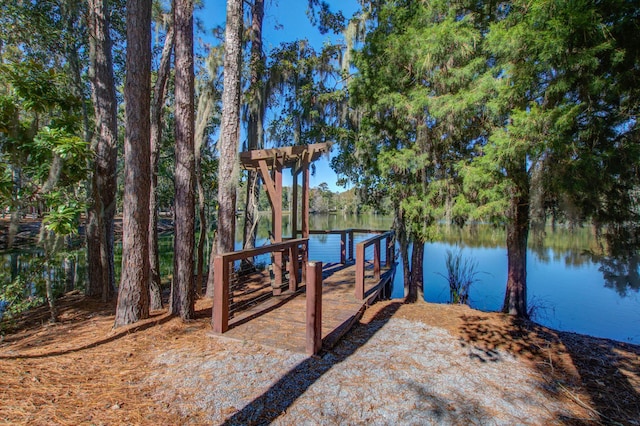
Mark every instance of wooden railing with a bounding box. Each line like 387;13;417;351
296;228;395;299
213;238;309;334
212;229;395;355
355;231;395;300
295;228;391;264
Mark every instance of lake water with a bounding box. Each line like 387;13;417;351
301;215;640;344
2;214;639;344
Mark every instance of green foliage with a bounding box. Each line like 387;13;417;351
43;199;84;236
0;274;45;322
2;62;79;118
343;0;639;236
0;61;88;209
266;40;348;147
339;0;639;314
342;0;489;243
0;57;88;324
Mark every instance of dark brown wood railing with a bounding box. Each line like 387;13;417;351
212;229;395;355
295;228;391;264
355;231;395;300
213;238;309;334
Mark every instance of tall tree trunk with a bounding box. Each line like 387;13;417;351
216;0;243;256
7;167;21;248
64;1;92;144
502;181;530;318
194;77;215;297
171;0;196;320
39;230;61;323
207;0;243;299
64;255;76;293
408;240;424;303
205;232;217;299
64;236;76;293
243;0;265;252
45;265;58;323
86;0;118;303
195;166;206;296
393;203;411;301
115;0;152;327
149;23;174;311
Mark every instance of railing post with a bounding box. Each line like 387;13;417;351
301;242;308;285
374;239;381;280
348;229;354;261
212;255;229;333
306;261;323;356
288;244;299;292
355;243;365;300
385;233;393;267
340;231;346;264
272;251;283;295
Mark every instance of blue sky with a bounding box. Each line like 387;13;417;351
195;0;360;192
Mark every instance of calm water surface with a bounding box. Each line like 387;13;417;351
304;215;640;344
2;213;639;343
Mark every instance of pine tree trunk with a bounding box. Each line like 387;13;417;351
205;232;217;299
408;240;424;303
115;0;152;327
149;24;174;311
86;0;118;302
193;60;216;297
7;167;21;248
243;0;265;252
64;236;76;293
45;267;58;323
208;0;243;298
171;0;196;320
502;184;530;318
217;0;243;255
64;1;92;144
195;182;206;296
394;204;411;301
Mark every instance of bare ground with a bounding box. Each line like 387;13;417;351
1;295;639;425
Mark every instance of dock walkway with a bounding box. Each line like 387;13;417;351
219;262;391;353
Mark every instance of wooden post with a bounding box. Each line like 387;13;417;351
386;234;393;267
348;229;354;261
292;170;298;239
258;158;282;295
302;158;309;238
355;243;365;300
273;160;283;292
306;261;322;356
374;239;381;280
212;255;229;333
301;241;308;285
288;244;299;292
340;231;346;264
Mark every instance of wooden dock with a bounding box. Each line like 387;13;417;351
218;262;393;353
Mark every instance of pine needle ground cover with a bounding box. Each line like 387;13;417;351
1;296;638;424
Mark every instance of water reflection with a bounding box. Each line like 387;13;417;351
407;224;640;343
593;253;640;297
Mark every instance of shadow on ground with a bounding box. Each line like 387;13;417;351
222;300;503;425
222;301;403;425
458;313;640;424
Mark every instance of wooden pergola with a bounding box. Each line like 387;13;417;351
239;142;331;289
240;142;330;240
